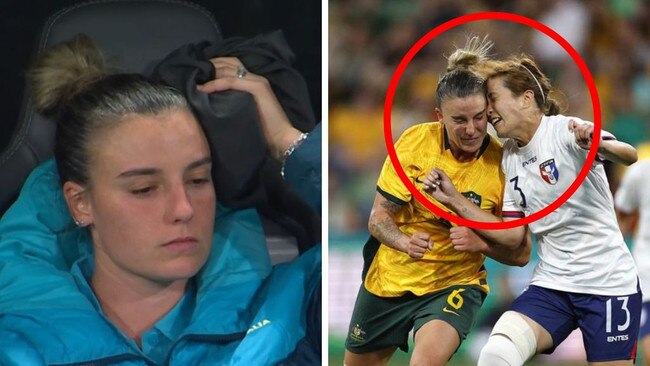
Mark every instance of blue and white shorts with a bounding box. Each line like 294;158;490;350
639;301;650;339
511;285;641;362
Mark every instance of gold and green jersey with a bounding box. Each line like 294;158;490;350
364;122;504;297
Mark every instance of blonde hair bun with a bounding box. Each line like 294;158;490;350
447;35;493;71
28;34;107;118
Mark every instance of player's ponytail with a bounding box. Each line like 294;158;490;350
446;35;493;72
435;36;493;107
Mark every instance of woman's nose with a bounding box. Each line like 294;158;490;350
166;185;194;224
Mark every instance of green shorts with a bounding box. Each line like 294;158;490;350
345;284;486;354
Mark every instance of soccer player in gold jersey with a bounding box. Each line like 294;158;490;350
344;37;532;366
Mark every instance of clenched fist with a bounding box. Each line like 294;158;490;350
406;232;434;259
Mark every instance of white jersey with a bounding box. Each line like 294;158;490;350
502;115;638;296
615;159;650;301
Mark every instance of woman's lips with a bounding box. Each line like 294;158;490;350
163;237;198;252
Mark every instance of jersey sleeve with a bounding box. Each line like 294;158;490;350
595;128;617;163
376;130;419;205
615;163;642;214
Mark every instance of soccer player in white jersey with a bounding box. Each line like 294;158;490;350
616;158;650;365
422;52;641;365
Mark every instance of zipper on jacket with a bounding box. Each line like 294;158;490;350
182;331;246;343
52;353;154;366
164;331;247;365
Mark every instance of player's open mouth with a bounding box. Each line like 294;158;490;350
489;116;502;127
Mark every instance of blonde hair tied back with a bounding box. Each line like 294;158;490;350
28;34;108;118
446;35;494;72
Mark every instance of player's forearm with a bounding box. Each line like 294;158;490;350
368;213;409;253
598;140;637;166
449;197;524;249
481;231;531;267
448;195;499;223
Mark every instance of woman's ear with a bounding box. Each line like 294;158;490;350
63;181;92;227
434;107;443;122
521;90;535;109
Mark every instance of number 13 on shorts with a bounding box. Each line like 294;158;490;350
606;297;631;334
594;292;641;353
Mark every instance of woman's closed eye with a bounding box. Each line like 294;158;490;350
131;185;157;196
188;177;211;187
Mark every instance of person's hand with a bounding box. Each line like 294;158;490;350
197;57;301;159
568;119;599;150
405;232;433;259
449;226;487;253
422;168;460;206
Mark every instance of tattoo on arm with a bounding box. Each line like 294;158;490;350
374;216;404;250
369;199;406;251
380;199;402;216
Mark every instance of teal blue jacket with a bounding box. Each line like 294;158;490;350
0;125;321;365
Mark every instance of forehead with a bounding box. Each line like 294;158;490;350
91;109;208;168
440;94;486;115
487;77;507;92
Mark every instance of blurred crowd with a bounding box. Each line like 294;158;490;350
329;0;650;235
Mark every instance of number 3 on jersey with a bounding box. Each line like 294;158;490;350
510;176;527;208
